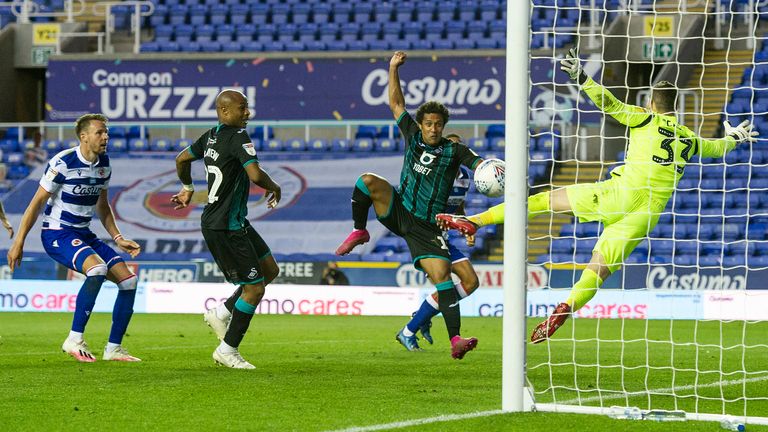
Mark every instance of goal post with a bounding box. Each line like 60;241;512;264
513;0;768;426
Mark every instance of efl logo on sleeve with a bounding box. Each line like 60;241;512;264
242;143;256;156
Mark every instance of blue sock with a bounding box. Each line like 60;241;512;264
406;299;439;333
109;289;136;344
71;275;106;333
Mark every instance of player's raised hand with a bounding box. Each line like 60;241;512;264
390;51;407;68
560;48;584;82
265;184;281;209
724;120;759;144
171;189;193;210
116;238;141;259
7;240;23;272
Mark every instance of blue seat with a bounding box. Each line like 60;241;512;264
550;238;573;253
298;23;318;43
256;24;276;43
477;39;498;49
356;125;377;138
416;5;435;21
195;25;214;43
480;0;500;21
331;3;352;23
271;3;290;25
486;124;505;138
250;3;269;25
395;4;414;22
490;137;505;151
43;139;59;152
312;3;331;24
251;126;275;140
141;42;160;52
331;138;351;152
353;138;375;152
154;24;173;43
174;138;193;152
188;4;207;26
128;138;149;152
235;24;255;43
411;40;431;50
150;138;172;152
467;137;488;151
221;41;242;52
215;24;234;43
353;3;373;23
445;21;465;39
403;22;422;42
458;0;477;21
376;138;399;152
209;4;228;25
307;138;329;152
200;41;221;52
110;138;127;152
489;20;505;40
361;22;380;42
259;138;283;153
0;139;17;153
278;24;298;43
467;21;486;40
292;3;311;24
180;42;200;52
319;23;339;43
424;21;443;41
433;40;453;50
389;40;411;51
305;41;326;51
229;4;249;25
340;23;359;42
168;5;187;26
284;138;306;151
149;5;168;26
374;4;393;23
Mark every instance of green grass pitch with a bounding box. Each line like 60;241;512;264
0;312;766;431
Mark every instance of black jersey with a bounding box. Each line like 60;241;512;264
189;124;259;230
396;112;482;223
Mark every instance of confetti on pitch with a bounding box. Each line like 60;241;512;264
279;64;285;72
306;61;314;73
79;83;87;91
225;59;235;67
432;55;438;61
172;68;178;74
492;67;498;75
495;104;502;110
262;78;269;88
292;58;299;64
114;59;122;65
332;110;343;120
297;84;304;92
45;103;53;112
450;67;458;76
251;57;266;66
197;64;204;73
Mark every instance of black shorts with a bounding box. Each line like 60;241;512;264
378;190;450;270
202;225;272;284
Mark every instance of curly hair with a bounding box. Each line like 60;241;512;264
75;113;108;138
415;101;450;125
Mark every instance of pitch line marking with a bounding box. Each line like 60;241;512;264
324;410;506;432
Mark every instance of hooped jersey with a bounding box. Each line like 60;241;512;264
581;76;737;200
396;112;482;223
188;124;259;230
39;147;111;230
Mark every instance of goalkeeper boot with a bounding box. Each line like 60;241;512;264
530;302;572;344
335;229;370;256
435;214;478;236
450;335;478;360
213;348;255;370
103;345;142;362
395;329;422;351
61;338;97;363
204;307;229;341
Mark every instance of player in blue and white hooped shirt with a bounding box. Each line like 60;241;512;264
396;134;481;352
7;114;142;363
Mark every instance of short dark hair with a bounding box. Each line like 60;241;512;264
415;101;450;125
75;113;108;138
651;81;677;113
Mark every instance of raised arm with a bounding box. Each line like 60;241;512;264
561;49;650;127
388;51;407;121
698;120;759;158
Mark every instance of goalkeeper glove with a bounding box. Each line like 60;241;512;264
560;48;588;84
723;120;759;144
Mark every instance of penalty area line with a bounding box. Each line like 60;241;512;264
324;410;506;432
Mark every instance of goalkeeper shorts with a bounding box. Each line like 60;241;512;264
565;178;667;271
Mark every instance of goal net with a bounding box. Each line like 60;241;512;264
524;0;768;425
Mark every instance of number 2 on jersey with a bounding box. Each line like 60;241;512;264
206;165;223;203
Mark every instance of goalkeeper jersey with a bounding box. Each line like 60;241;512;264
581;76;737;200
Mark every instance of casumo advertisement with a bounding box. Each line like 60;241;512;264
45;57;504;121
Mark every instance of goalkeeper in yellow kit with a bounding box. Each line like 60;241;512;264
437;49;759;343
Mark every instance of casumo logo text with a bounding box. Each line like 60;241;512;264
113;166;306;232
361;69;502;108
647;267;746;290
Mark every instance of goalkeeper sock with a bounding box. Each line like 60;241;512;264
224;298;257;349
467;203;505;227
436;280;461;339
351;177;373;230
528;191;551;220
565;268;603;312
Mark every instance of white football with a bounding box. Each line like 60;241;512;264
473;158;505;197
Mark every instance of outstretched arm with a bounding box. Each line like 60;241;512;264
698;120;759;158
561;49;650;127
389;51;407;121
